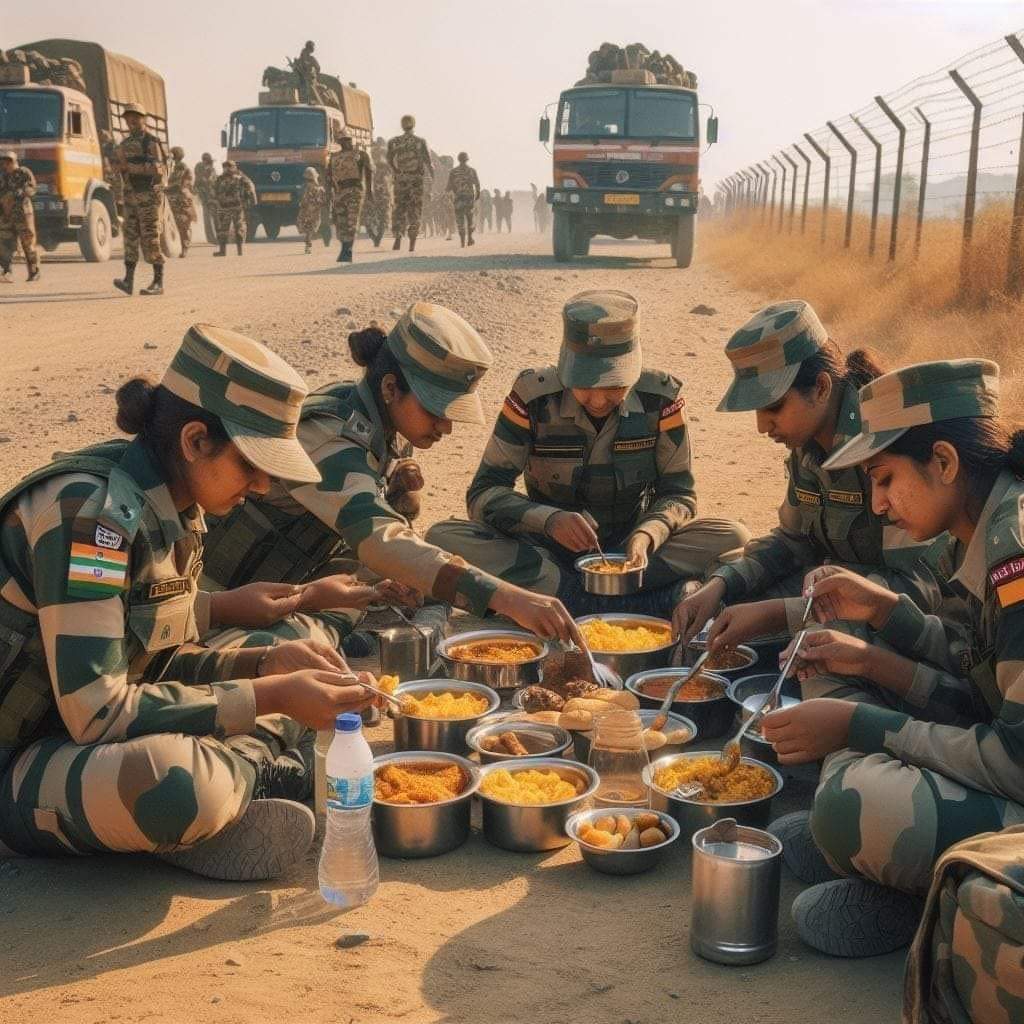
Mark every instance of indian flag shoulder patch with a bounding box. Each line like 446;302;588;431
990;555;1024;609
67;542;129;597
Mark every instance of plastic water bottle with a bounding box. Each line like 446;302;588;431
318;713;379;908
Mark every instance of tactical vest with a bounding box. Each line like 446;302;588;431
330;149;363;188
119;132;161;194
391;135;425;176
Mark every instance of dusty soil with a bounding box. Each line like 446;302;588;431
0;231;904;1024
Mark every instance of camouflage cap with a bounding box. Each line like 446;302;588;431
401;114;416;128
161;324;321;483
123;102;146;118
202;152;212;161
223;159;237;170
386;302;493;424
823;359;1001;470
557;290;641;389
717;300;828;412
170;146;184;158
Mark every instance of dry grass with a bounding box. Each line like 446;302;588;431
701;204;1024;412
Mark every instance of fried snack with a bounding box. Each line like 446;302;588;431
588;689;641;710
579;619;672;653
577;816;669;851
480;768;581;805
580;824;624;849
664;727;692;745
374;761;466;804
639;827;667;848
652;756;777;803
524;710;562;726
519;686;565;713
558;709;593;732
448;639;541;664
642;728;667;751
563;678;600;699
635;813;661;832
403;690;490;720
499;731;529;756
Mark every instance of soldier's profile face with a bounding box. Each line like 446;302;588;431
755;385;828;450
864;450;958;542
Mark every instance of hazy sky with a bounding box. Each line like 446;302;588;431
7;1;1024;190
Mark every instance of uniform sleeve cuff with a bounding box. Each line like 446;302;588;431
876;594;929;649
194;590;213;636
848;703;910;755
214;678;257;736
632;520;670;553
711;564;746;602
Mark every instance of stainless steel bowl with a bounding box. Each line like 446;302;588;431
575;553;644;595
478;757;599;852
572;708;698;763
371;751;480;858
436;629;549;692
644;751;784;840
683;644;757;683
625;667;734;739
726;673;802;767
566;807;680;875
575;613;675;679
466;716;573;764
393;679;501;755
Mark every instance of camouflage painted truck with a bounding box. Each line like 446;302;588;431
222;65;372;240
539;51;717;267
0;39;179;261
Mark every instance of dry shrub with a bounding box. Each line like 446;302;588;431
702;204;1024;412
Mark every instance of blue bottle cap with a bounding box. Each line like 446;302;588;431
335;713;362;732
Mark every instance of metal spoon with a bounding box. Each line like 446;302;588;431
575;633;622;689
650;647;711;732
359;680;410;714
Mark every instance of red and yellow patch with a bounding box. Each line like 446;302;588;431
501;391;530;430
659;396;686;433
990;556;1024;608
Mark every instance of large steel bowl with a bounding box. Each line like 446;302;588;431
478;757;599;852
371;751;480;858
466;716;573;764
575;553;644;596
393;679;501;755
644;751;783;840
572;708;698;764
726;673;802;767
566;807;680;876
625;667;735;739
437;629;549;692
575;613;675;679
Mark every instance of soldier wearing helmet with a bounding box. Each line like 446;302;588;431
386;115;432;251
446;151;481;248
326;128;372;263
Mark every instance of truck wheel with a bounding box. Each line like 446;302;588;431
79;203;112;262
160;210;182;258
552;209;575;262
672;215;696;268
573;232;590;257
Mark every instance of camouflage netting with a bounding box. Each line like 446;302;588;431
0;48;87;92
576;43;697;89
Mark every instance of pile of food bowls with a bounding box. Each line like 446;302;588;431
566;807;680;875
726;673;801;766
436;629;549;692
574;553;644;595
625;667;734;738
575;613;676;678
393;679;500;755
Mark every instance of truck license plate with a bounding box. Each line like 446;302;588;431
260;192;291;202
605;193;640;205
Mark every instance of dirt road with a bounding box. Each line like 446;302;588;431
0;232;904;1024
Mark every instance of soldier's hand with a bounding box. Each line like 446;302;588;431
671;577;726;643
803;566;898;629
545;511;600;554
490;585;583;648
624;531;652;571
300;574;392;613
257;638;349;677
782;628;874;682
260;669;374;730
210;581;305;628
707;599;787;653
761;698;856;764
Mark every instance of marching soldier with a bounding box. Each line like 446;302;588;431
363;149;392;247
297;167;326;254
386;115;432;252
165;146;196;257
213;160;256;257
193;152;218;243
0;150;40;283
446;152;481;247
326;130;372;263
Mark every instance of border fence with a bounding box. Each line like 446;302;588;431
714;29;1024;298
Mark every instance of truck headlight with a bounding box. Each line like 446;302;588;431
562;178;577;188
670;182;688;192
569;193;580;204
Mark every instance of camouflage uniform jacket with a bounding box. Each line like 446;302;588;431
297;182;326;233
0;166;37;223
0;439;260;760
467;366;696;548
193;161;216;200
387;132;432;180
204;381;501;615
114;130;165;196
215;171;256;211
446;165;480;206
848;471;1024;804
327;148;371;193
166;160;194;198
371;161;392;204
711;384;940;608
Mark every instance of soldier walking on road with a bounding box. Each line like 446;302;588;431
491;188;503;232
297;167;326;254
0;150;40;284
446;152;480;247
166;147;196;258
326;130;372;264
478;188;492;232
387;114;432;252
194;152;218;243
363;149;392;247
113;102;165;296
501;190;514;232
213;160;256;257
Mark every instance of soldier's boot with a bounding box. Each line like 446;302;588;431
213;241;226;257
408;231;417;253
236;239;244;256
468;229;475;247
458;230;466;248
26;260;40;283
140;262;164;296
341;241;353;263
392;234;402;250
113;262;136;295
304;240;312;254
0;265;12;284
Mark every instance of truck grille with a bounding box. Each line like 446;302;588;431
237;162;311;188
560;161;694;190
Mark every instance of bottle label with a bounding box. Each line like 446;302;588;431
326;774;373;809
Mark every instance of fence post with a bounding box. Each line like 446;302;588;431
827;120;857;249
760;163;773;222
768;163;779;228
914;107;931;257
794;143;811;234
852;115;882;257
876;96;907;261
949;69;983;294
1003;33;1024;297
783;150;799;232
772;155;787;231
804;133;831;244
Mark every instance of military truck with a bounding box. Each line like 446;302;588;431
0;39;180;261
539;51;717;268
222;66;372;240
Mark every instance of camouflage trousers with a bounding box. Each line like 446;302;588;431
453;199;475;236
217;204;246;244
0;214;39;274
198;194;218;241
332;186;365;243
167;195;194;252
364;197;391;244
122;189;163;265
201;609;363;654
392;174;425;237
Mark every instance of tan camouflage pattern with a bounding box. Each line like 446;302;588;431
114;129;165;266
297;181;326;238
362;156;391;246
214;169;256;244
165;159;196;253
0;163;39;274
327;147;372;243
194;158;218;238
387;130;431;238
447;162;479;237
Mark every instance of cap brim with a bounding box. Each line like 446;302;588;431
822;427;909;471
557;344;642;389
717;364;800;413
226;424;322;484
406;376;485;424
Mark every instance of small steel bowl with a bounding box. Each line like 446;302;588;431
726;673;802;767
371;751;480;859
575;553;644;595
644;750;784;840
437;629;549;692
625;667;734;739
685;644;757;683
566;806;680;875
575;613;675;679
393;679;501;756
466;717;573;764
478;757;599;852
572;708;698;763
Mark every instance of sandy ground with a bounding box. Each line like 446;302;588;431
0;230;904;1023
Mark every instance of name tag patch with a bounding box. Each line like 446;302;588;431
613;437;657;453
795;487;822;507
148;578;190;600
827;489;864;507
990;556;1024;608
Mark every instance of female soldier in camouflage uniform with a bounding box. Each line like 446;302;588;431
0;324;372;881
757;361;1024;1017
297;167;326;254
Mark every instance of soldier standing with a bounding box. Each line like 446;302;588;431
193;152;218;243
292;40;322;106
326;130;372;264
0;150;40;283
213;160;256;256
363;150;392;247
446;152;480;247
386;115;432;252
297;167;326;254
501;190;514;231
491;188;503;231
112;102;165;296
165;147;196;258
478;188;492;232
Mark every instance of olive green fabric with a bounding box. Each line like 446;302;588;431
557;290;641;389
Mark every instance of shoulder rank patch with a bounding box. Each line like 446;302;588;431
501;391;530;430
95;523;126;550
827;489;864;507
990;556;1024;608
659;396;686;432
67;543;128;598
795;487;822;507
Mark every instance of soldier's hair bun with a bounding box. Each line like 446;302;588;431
348;326;388;367
115;377;158;434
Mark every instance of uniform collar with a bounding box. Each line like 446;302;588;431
558;385;643;430
950;471;1015;600
801;383;860;464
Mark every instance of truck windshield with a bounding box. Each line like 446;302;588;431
0;90;62;140
557;89;697;141
558;90;626;137
629;91;697;139
231;108;326;149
